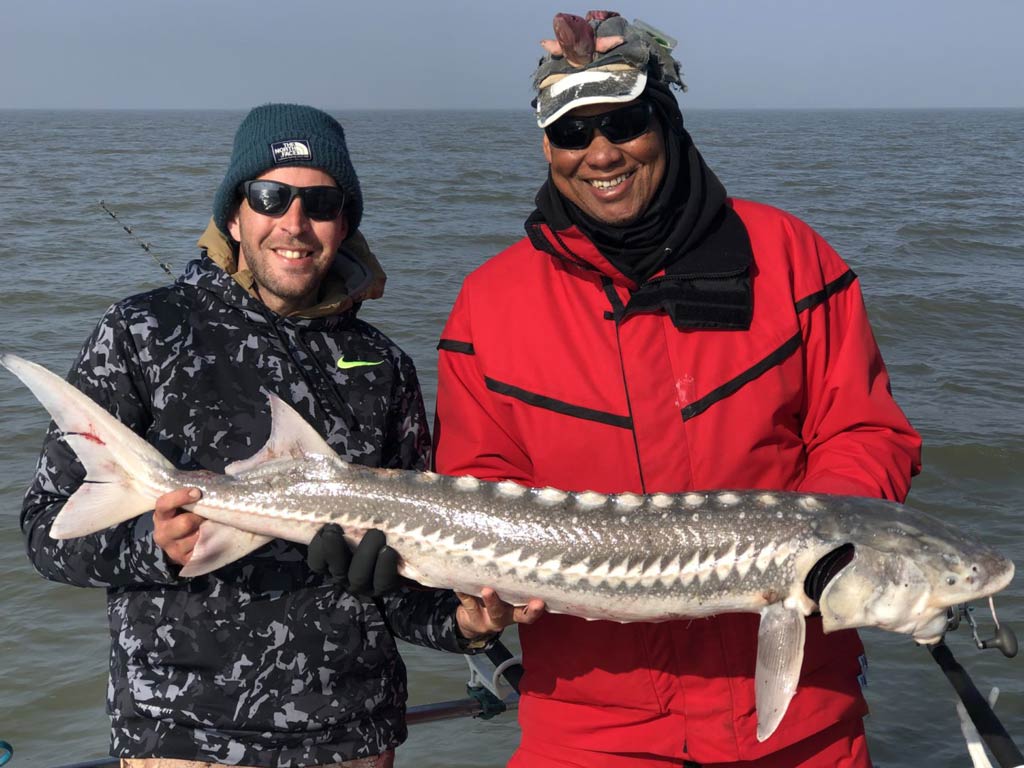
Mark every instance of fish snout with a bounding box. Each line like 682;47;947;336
913;551;1014;644
933;550;1015;606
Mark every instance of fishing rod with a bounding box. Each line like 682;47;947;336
934;600;1022;768
98;201;175;277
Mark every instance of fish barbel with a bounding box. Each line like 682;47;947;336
2;353;1014;741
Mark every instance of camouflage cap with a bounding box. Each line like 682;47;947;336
532;12;685;127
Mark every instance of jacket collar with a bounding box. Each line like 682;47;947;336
525;213;634;285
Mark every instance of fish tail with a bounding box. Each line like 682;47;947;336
2;353;175;538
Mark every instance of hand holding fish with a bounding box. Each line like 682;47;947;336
307;521;547;636
455;587;546;640
153;487;204;566
308;523;402;595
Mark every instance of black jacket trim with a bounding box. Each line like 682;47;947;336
601;276;626;321
795;269;857;314
485;377;633;430
525;216;558;257
438;339;475;355
681;332;802;421
678;270;854;421
526;214;605;275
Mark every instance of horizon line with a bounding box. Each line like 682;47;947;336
2;104;1023;112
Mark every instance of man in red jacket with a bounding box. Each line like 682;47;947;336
434;10;922;768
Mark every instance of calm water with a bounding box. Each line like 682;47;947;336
0;108;1022;767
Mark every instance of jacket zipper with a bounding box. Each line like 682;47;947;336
601;277;647;493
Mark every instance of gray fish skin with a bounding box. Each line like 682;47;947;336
202;460;1014;634
3;352;1016;742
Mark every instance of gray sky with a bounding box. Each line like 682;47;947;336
2;0;1022;110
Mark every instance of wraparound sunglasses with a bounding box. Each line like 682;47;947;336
544;102;655;150
240;180;345;221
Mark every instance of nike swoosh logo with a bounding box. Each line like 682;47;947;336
337;355;383;370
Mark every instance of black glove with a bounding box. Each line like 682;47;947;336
307;524;401;596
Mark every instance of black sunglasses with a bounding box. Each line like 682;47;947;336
545;102;656;150
240;180;345;222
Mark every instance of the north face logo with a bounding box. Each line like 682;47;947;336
271;140;312;163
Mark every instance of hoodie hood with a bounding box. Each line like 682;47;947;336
196;218;387;319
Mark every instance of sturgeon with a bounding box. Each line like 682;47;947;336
3;353;1015;741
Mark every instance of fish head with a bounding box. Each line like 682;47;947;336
816;512;1015;644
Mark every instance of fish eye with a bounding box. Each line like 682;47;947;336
946;576;957;586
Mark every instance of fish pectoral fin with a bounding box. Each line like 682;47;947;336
179;521;273;576
225;394;341;475
755;603;807;742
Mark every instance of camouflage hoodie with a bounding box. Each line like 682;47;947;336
21;228;469;766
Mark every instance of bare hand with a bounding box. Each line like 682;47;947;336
455;587;546;640
153;487;204;566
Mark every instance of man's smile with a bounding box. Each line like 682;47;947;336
273;248;311;260
588;170;635;190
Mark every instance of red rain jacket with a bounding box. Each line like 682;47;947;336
434;198;922;764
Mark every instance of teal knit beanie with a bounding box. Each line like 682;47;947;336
213;103;363;235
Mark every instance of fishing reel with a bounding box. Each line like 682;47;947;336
946;598;1019;658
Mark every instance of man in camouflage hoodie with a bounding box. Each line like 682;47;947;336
20;103;515;768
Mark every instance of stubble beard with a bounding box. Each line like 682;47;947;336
239;234;323;314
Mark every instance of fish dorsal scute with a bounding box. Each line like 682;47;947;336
225;394;338;475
